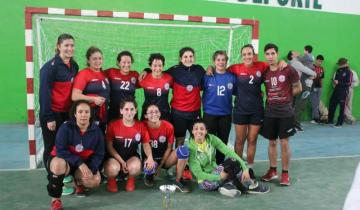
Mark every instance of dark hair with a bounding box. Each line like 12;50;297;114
119;97;138;110
287;50;293;61
264;43;278;53
117;51;134;64
178;47;195;63
144;103;160;114
70;100;94;123
148;53;165;66
190;119;209;139
85;46;102;67
55;33;74;54
240;44;255;55
316;54;324;60
304;45;313;53
212;50;228;62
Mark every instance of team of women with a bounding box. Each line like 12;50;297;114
41;33;300;210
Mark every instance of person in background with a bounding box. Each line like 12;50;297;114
310;55;325;124
328;58;353;128
344;68;359;125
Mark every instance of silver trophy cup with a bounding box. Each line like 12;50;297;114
159;185;176;210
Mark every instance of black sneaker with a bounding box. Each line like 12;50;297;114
144;174;155;187
295;125;304;132
218;181;241;198
173;179;190;193
249;168;256;180
247;181;270;194
333;123;342;128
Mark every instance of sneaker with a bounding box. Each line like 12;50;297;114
75;185;85;197
280;173;290;186
61;186;74;196
182;169;193;180
249;168;256;180
261;168;278;182
333;123;342;128
107;178;118;193
295;125;304;132
247;181;270;194
173;179;190;193
50;199;63;210
218;182;241;198
125;176;136;192
144;174;155;187
310;119;320;124
63;175;73;183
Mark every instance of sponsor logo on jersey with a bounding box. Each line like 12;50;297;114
240;73;247;76
164;83;170;90
159;135;166;143
131;77;137;84
91;79;99;82
227;83;233;89
256;70;262;77
186;85;193;92
114;77;121;80
135;133;141;142
279;75;286;82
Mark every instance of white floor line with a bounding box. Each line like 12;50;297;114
255;154;360;162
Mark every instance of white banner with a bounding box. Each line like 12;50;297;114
208;0;360;16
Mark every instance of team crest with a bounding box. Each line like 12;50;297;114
279;75;286;82
164;83;170;90
135;133;141;142
75;144;84;152
256;71;262;77
227;83;233;89
186;85;193;92
131;77;137;84
159;136;166;143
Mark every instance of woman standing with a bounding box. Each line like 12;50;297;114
139;53;173;121
72;46;110;132
46;100;104;210
202;50;236;164
104;51;139;120
104;98;155;192
39;33;79;165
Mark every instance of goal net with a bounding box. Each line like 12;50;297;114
26;8;257;168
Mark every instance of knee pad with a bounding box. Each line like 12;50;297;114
47;173;65;198
176;145;189;160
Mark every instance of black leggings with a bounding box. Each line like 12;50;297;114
40;112;69;167
203;113;232;164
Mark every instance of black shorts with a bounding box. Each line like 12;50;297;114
232;112;263;125
171;109;201;138
261;116;296;140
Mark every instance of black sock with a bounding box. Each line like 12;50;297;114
282;170;288;174
270;167;277;171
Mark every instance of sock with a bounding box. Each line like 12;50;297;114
270;167;277;171
282;170;288;174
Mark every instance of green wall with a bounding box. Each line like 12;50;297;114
0;0;359;123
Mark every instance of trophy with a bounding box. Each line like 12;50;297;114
159;185;176;210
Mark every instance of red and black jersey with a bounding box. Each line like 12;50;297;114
104;68;139;113
228;62;268;114
39;54;78;123
50;121;104;173
166;64;205;112
106;119;150;160
313;65;324;88
139;73;173;116
144;120;174;160
73;68;110;122
263;66;299;105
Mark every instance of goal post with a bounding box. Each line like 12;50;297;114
25;7;260;169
